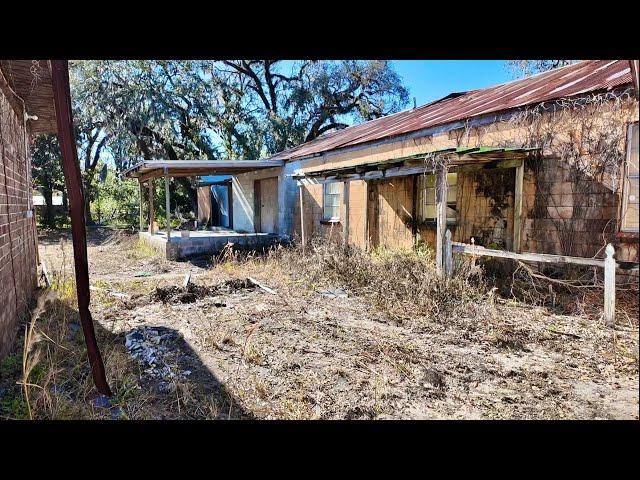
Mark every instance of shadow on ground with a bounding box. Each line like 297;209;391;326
1;293;252;420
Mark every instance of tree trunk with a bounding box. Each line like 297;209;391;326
176;177;198;214
43;187;55;228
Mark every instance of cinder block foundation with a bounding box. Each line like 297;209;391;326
138;231;282;260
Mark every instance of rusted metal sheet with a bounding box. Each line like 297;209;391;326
50;60;112;397
271;60;633;162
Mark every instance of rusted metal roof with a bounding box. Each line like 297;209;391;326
122;159;284;180
270;60;634;162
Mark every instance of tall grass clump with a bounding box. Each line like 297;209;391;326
269;237;488;324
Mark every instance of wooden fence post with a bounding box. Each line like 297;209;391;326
444;229;453;277
604;243;616;326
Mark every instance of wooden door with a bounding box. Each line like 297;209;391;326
255;177;278;233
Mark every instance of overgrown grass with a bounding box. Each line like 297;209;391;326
211;238;489;325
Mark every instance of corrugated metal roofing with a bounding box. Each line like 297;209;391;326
270;60;634;162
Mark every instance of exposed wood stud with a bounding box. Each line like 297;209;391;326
604;244;616;326
513;159;524;253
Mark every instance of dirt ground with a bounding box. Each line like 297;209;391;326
36;228;639;420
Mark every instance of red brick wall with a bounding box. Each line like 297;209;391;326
0;89;37;358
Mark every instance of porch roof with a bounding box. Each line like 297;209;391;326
292;146;540;182
122;159;284;182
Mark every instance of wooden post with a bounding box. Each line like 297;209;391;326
364;181;370;251
411;174;418;247
138;181;144;232
343;181;350;247
604;243;616;326
444;229;453;277
435;163;448;277
148;179;155;235
299;183;305;252
164;170;171;243
513;159;524;253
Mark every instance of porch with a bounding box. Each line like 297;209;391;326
122;159;284;259
138;229;281;260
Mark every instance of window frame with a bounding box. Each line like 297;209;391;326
322;182;342;222
419;172;458;225
620;121;639;233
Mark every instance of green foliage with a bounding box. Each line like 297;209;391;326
90;165;139;227
30;60;411;226
506;60;577;78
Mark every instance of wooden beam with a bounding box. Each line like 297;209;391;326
343;181;350;246
451;242;609;268
148;180;155;235
164;171;171;243
513;159;524;252
435;163;448;276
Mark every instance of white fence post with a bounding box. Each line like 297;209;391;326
604;243;616;326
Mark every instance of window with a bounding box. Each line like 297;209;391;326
419;172;458;224
621;122;639;232
323;182;341;221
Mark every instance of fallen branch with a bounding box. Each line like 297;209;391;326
182;273;191;289
248;277;277;295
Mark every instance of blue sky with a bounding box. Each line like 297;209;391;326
392;60;514;106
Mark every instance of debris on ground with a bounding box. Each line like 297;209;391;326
153;278;257;304
125;327;193;382
31;228;639;420
317;287;348;298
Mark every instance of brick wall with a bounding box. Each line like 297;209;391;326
0;89;37;358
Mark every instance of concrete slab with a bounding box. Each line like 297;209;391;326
138;230;281;260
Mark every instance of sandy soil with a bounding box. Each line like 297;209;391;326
38;228;639;419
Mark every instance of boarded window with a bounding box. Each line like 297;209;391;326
417;172;458;224
621;122;639;232
323;182;341;221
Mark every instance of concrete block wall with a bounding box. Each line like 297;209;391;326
232;166;285;234
521;157;621;258
0;90;37;358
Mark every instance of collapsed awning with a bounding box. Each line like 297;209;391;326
122;159;284;182
292;146;540;182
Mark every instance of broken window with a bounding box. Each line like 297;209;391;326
418;172;458;224
323;182;341;221
621;122;639;232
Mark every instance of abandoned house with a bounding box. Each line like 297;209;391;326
0;60;57;357
126;60;638;271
